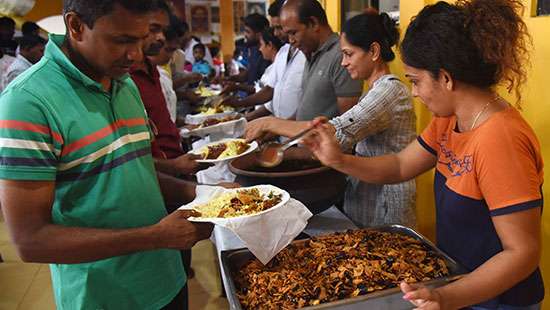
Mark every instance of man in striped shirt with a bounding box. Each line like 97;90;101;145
0;1;212;309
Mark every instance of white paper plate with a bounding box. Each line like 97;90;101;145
188;138;258;163
185;185;291;222
180;117;246;138
185;111;239;125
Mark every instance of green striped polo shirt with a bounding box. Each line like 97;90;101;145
0;34;185;309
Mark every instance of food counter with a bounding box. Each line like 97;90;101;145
221;225;467;310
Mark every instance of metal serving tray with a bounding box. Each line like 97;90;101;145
221;224;468;310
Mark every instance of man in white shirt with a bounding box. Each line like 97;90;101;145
4;35;46;88
0;51;14;93
222;0;306;120
148;24;181;123
263;42;305;119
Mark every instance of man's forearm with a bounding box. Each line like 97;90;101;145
337;96;361;113
157;172;197;206
154;159;178;176
238;87;273;108
246;107;271;121
266;118;309;138
15;223;160;264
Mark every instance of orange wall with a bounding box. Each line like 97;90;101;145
24;1;62;22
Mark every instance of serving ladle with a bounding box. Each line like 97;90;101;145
256;127;316;168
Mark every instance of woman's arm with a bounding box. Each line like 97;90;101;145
302;123;436;184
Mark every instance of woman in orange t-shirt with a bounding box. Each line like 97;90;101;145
302;0;544;309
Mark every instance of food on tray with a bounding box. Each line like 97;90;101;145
199;115;241;128
198;105;234;115
235;229;450;309
195;86;219;97
200;139;250;160
193;188;283;218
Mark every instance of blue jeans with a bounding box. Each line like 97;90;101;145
470;303;541;310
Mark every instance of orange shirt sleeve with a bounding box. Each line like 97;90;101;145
475;123;543;215
418;116;450;156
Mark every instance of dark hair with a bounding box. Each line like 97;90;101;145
164;14;184;41
164;21;180;42
243;13;269;33
22;22;40;36
179;21;190;35
401;0;530;106
268;0;285;18
261;27;284;51
342;12;399;62
155;0;172;17
63;0;160;28
193;43;206;53
284;0;329;27
18;35;47;50
0;16;15;28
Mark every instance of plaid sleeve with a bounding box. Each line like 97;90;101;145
0;88;62;181
330;79;408;151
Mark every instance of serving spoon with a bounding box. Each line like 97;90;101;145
256;127;316;168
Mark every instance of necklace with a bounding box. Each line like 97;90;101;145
470;98;496;130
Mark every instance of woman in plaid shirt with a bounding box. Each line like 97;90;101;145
246;11;417;228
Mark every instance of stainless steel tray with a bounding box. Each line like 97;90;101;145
221;224;468;310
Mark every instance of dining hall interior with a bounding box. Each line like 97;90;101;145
0;0;550;309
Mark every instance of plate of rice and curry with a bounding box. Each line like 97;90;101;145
187;185;290;221
188;138;258;163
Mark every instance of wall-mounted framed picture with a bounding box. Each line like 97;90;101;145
188;3;211;34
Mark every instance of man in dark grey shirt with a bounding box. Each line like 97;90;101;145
281;0;362;120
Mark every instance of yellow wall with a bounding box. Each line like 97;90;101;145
519;2;550;308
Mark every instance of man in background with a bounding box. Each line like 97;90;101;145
4;35;46;87
21;21;41;37
130;1;206;177
0;1;212;309
0;17;17;56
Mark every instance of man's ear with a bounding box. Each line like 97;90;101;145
64;12;86;42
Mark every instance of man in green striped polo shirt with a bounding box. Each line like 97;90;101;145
0;1;212;309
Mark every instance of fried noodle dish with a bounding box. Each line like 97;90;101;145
193;188;283;218
201;140;250;160
235;230;449;309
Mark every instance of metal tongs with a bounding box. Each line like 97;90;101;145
256;127;316;168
